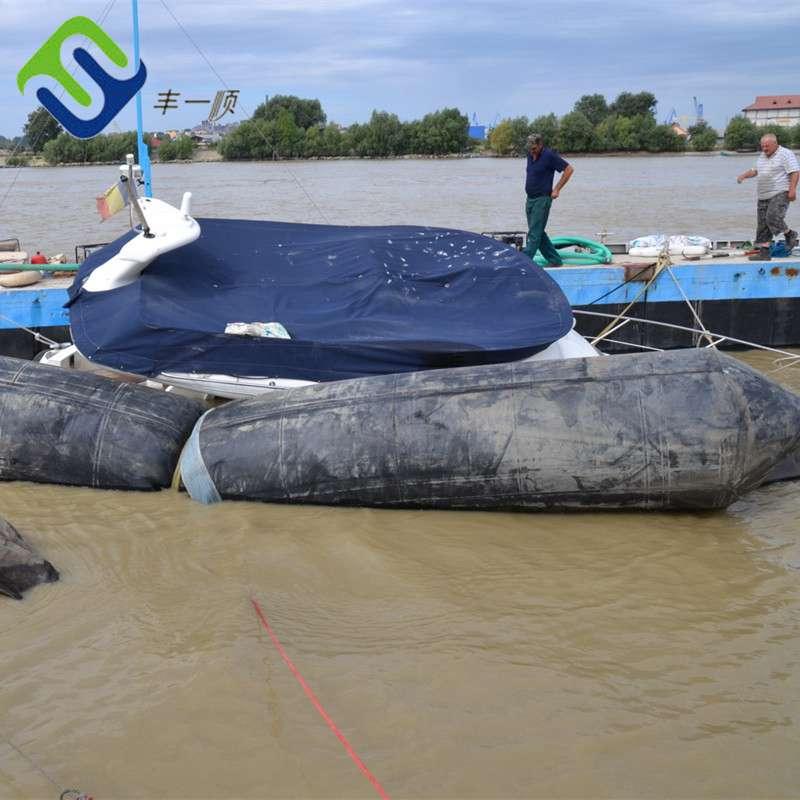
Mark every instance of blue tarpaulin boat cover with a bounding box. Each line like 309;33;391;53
67;219;573;382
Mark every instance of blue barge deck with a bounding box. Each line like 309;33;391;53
0;257;798;353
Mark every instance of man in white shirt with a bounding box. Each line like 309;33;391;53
737;133;799;260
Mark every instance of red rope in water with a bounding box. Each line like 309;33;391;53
250;598;391;800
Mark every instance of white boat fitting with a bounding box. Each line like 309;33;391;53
81;192;200;292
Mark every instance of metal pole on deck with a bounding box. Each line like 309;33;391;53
132;0;152;197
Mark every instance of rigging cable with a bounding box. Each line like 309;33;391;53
590;251;672;345
0;312;59;347
584;263;656;306
2;734;92;799
156;0;332;223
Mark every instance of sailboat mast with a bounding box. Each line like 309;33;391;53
131;0;152;197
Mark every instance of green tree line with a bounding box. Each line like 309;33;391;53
723;116;800;150
39;131;194;165
157;136;196;161
10;95;800;165
218;95;470;159
488;92;718;155
6;107;195;165
41;131;145;164
0;135;25;150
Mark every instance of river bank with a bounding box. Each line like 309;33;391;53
0;147;756;169
0;146;225;168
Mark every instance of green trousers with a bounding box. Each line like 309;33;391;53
523;196;562;265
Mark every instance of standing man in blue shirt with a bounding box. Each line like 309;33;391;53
523;133;574;266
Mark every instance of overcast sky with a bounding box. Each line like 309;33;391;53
2;0;799;137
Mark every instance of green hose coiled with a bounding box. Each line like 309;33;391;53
0;264;79;272
533;237;613;266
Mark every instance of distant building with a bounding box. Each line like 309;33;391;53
670;123;689;138
468;124;486;140
742;95;800;127
189;120;239;145
468;113;486;141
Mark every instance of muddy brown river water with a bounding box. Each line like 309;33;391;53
0;158;799;798
0;350;798;799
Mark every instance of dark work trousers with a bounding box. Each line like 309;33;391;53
756;191;790;244
523;195;562;265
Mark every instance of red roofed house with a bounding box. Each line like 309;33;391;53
742;95;800;127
